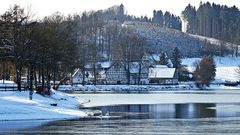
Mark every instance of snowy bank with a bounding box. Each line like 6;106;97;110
0;90;88;121
58;84;195;91
58;84;240;91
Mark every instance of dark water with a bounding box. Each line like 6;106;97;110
4;103;240;134
96;103;218;119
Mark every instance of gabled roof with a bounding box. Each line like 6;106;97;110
152;65;168;68
149;65;176;79
98;61;112;68
72;68;81;77
130;62;139;73
85;61;112;69
146;53;173;67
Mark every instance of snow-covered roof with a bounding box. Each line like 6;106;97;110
85;61;112;69
153;65;168;68
98;61;112;68
85;64;92;69
130;62;139;73
72;68;81;77
98;70;106;75
149;66;176;79
146;54;173;67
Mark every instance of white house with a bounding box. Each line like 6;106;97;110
72;61;112;85
106;61;149;84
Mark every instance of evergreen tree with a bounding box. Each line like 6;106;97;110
182;4;197;33
171;47;182;69
193;56;216;89
158;52;169;66
178;65;191;81
182;2;240;45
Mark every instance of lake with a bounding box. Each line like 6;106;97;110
3;91;240;134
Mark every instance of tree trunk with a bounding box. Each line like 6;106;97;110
29;65;34;100
41;67;45;92
82;66;85;86
235;45;238;57
16;66;22;91
93;63;96;85
137;63;142;85
46;67;51;95
27;67;30;89
34;69;38;92
126;62;130;85
53;66;56;89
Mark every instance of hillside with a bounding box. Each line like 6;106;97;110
190;34;240;53
122;21;239;57
124;21;203;57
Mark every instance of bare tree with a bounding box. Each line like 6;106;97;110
0;5;33;91
193;56;216;89
113;27;145;84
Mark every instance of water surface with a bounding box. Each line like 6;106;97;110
3;91;240;134
9;103;240;134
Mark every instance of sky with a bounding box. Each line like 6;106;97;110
0;0;240;19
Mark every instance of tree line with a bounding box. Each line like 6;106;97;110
0;6;81;97
152;10;182;30
105;4;182;31
182;2;240;45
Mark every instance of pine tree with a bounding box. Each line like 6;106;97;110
158;52;169;66
171;47;182;69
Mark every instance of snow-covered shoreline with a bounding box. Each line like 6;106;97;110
58;84;194;91
58;84;240;92
0;90;88;122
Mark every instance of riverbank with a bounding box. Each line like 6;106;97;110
58;84;240;92
0;90;88;122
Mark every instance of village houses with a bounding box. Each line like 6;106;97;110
71;53;179;85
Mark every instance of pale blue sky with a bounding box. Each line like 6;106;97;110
0;0;240;19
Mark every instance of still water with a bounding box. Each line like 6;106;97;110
11;103;240;134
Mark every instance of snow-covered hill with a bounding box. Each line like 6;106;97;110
190;34;240;53
124;21;204;57
182;56;240;82
122;21;239;57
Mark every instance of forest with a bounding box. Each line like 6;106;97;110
182;2;240;45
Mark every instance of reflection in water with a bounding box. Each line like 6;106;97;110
97;103;216;119
7;103;240;134
175;104;216;118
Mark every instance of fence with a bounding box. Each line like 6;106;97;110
0;84;28;91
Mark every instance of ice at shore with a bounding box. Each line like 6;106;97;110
76;90;240;108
